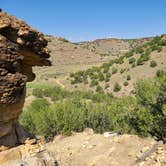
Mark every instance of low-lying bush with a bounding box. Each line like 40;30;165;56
113;82;121;92
150;60;157;68
123;81;129;86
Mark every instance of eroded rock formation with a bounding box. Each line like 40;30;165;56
0;10;51;148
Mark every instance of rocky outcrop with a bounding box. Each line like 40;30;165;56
0;10;51;148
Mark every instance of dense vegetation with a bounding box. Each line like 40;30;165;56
20;71;166;141
69;36;166;92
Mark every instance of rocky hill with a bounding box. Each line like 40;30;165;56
78;37;152;56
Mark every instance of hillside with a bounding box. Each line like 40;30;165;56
33;35;166;96
78;37;152;56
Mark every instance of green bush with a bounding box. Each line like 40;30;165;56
90;80;99;87
112;67;118;74
98;72;105;81
127;75;131;80
150;60;157;68
129;57;136;64
124;50;134;58
135;47;144;54
156;70;166;77
120;68;126;74
123;81;129;86
137;53;150;65
113;82;121;92
96;85;103;93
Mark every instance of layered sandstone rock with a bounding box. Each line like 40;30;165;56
0;10;51;148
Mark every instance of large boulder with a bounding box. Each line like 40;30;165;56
0;10;51;148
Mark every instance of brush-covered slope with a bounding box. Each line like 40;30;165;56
78;37;152;56
69;35;166;95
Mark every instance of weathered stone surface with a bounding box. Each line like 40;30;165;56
0;10;51;148
0;141;56;166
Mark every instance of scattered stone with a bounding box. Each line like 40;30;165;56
103;132;119;138
83;128;94;135
25;139;37;145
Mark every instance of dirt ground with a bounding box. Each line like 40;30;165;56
46;129;166;166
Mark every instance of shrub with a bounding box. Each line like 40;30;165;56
105;77;110;82
135;47;144;54
127;75;131;80
106;72;111;78
150;60;157;68
90;80;99;87
113;82;121;92
129;57;136;64
98;72;105;81
112;67;118;74
137;53;150;65
120;68;126;74
96;85;103;93
156;70;166;77
123;81;129;86
124;51;134;58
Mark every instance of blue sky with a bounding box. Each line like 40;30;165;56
1;0;166;42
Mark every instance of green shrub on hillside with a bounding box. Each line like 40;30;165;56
120;68;126;74
96;85;103;93
150;60;157;68
113;82;121;92
129;57;136;64
135;47;144;54
137;53;150;65
98;72;105;81
123;81;129;86
156;70;166;77
90;80;99;87
112;67;118;74
127;75;131;80
124;50;134;58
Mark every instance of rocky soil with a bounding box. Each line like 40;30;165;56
0;130;165;166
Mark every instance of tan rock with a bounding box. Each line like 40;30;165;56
0;11;51;148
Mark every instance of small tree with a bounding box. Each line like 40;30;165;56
113;82;121;92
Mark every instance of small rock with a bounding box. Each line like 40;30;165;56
103;132;119;138
141;146;149;153
0;146;9;152
25;138;37;145
83;128;94;135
